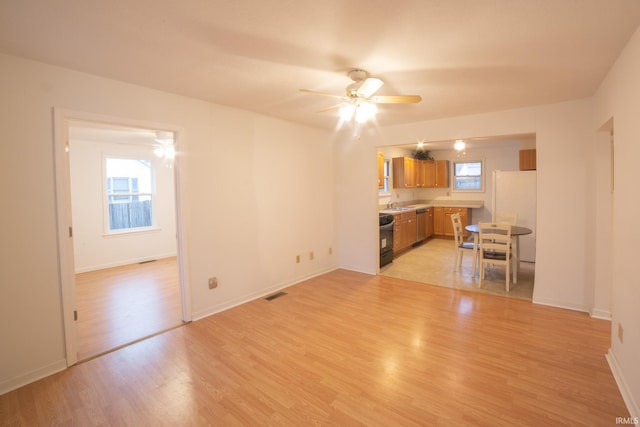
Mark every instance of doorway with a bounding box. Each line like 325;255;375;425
53;110;191;365
375;134;537;300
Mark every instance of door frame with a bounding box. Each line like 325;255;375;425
53;108;192;366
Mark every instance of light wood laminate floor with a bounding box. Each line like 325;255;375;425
75;257;183;361
381;237;535;300
1;269;627;426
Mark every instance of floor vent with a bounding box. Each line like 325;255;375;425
265;291;287;301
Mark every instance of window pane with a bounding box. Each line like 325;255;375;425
111;177;130;194
455;162;481;177
455;176;481;190
453;160;483;191
106;158;154;231
108;196;152;230
106;158;152;193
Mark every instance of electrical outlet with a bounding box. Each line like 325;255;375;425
208;277;218;289
296;255;300;264
309;251;314;261
329;247;332;255
618;323;624;343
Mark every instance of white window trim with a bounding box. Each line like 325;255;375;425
103;154;158;235
452;158;485;193
378;158;391;196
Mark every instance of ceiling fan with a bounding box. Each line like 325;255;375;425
300;69;422;123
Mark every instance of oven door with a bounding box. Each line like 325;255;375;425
380;222;394;266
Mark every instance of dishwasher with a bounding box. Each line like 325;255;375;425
415;208;427;243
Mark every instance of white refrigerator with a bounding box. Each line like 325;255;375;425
492;170;536;262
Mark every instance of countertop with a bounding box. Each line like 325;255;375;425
379;200;484;215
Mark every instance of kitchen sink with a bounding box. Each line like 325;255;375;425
389;207;412;211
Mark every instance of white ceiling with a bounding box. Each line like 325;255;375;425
2;0;640;133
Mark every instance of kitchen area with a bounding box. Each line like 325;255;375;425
376;135;537;299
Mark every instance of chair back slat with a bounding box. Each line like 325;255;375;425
478;222;512;254
493;212;518;225
451;213;464;246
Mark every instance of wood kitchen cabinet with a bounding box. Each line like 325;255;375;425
394;157;446;188
433;207;444;235
435;160;450;188
442;207;471;238
392;157;417;188
416;160;435;188
377;152;384;189
426;207;434;238
393;210;417;254
433;207;471;238
519;149;536;170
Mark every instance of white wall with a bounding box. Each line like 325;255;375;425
593;26;640;417
69;139;177;272
0;53;337;394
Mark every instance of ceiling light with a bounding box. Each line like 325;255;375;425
454;140;466;151
339;100;377;124
355;101;377;123
339;103;355;121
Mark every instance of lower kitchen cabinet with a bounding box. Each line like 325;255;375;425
433;207;472;238
393;210;417;254
426;207;434;238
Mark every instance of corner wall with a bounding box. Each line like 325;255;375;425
593;25;640;417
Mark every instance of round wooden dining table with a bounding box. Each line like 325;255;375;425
465;223;532;283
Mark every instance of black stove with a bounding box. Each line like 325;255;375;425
379;213;394;267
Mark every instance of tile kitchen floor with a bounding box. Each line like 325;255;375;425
380;237;534;300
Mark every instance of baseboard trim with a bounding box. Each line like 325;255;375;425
75;253;177;274
531;296;589;313
192;266;338;321
590;308;612;320
606;349;640;419
0;358;67;396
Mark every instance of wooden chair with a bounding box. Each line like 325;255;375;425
493;212;518;225
451;213;477;274
478;222;513;291
492;212;519;272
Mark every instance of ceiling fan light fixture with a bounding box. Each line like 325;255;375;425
339;103;355;121
355;101;377;123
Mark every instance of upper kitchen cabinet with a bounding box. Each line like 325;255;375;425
393;157;449;189
392;157;416;188
435;160;450;188
377;152;384;189
519;149;536;170
416;160;435;188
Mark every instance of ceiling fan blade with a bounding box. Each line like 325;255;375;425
371;95;422;104
356;78;384;98
316;104;345;113
299;89;344;99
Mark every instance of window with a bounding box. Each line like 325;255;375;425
379;159;391;193
453;160;484;192
105;157;155;232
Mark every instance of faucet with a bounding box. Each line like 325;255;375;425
388;201;395;208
